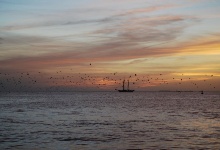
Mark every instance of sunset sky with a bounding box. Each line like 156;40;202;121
0;0;220;91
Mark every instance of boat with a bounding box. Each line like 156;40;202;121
118;80;134;92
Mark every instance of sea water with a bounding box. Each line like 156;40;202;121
0;91;220;149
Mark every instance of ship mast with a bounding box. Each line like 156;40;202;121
127;80;129;90
122;80;125;90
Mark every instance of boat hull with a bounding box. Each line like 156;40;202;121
118;90;134;92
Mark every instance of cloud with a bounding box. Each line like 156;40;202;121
0;3;178;31
0;12;203;71
1;31;219;72
120;5;176;16
128;58;148;65
92;13;199;49
0;37;3;44
0;1;215;68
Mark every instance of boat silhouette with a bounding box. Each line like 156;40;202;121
118;80;134;92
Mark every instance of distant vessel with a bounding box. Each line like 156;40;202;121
118;80;134;92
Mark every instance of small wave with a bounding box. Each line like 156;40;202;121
202;112;220;119
56;136;119;142
2;118;21;123
16;109;25;112
126;148;142;150
74;120;114;126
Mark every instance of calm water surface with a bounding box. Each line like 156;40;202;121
0;92;220;149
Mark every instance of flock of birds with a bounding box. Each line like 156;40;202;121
0;64;217;93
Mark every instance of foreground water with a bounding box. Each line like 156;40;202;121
0;91;220;149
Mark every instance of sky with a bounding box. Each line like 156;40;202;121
0;0;220;92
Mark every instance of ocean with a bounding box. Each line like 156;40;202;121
0;91;220;149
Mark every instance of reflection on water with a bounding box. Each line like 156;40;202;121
0;92;220;149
